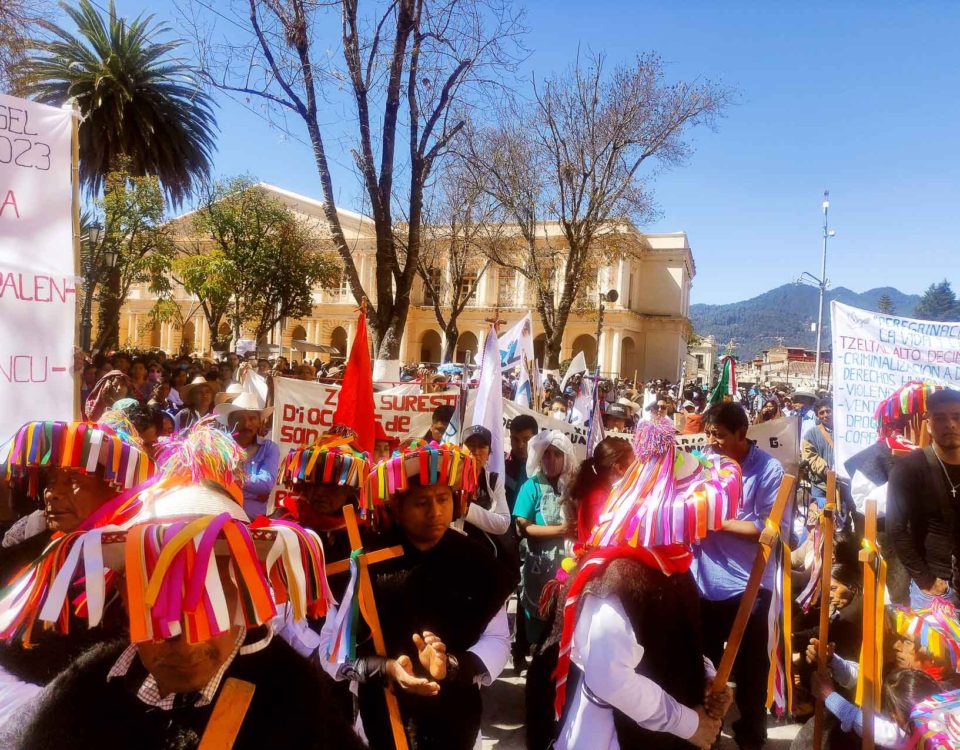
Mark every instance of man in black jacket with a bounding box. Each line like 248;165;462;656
887;388;960;609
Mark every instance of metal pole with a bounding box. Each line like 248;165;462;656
815;191;830;391
595;294;604;374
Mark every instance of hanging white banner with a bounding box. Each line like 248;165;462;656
0;94;76;442
831;300;960;477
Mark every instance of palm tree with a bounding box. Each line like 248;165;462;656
17;0;216;205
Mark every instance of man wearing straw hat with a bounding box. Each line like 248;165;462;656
320;440;514;750
0;424;364;750
214;392;278;519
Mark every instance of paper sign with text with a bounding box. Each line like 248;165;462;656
0;94;76;442
831;300;960;476
676;415;800;476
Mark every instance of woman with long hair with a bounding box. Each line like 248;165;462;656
564;437;634;544
754;397;782;424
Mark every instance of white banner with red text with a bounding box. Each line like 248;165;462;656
0;94;76;442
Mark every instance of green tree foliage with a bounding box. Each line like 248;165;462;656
175;178;339;348
90;162;176;351
876;293;895;315
16;0;216;204
914;280;960;321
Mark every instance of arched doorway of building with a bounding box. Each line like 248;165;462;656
571;334;596;367
533;333;547;365
621;336;640;381
420;330;442;364
291;324;307;341
181;321;195;354
455;331;479;364
330;327;348;362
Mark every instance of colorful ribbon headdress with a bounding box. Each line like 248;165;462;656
591;419;743;549
280;430;371;499
364;440;478;516
553;418;743;720
6;414;155;496
895;599;960;670
0;471;333;647
874;380;946;435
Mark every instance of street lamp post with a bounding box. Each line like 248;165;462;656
798;191;836;391
80;222;103;352
595;289;619;373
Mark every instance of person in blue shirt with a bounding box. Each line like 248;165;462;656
214;392;280;518
691;402;786;750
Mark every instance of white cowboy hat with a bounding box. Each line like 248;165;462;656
213;391;274;423
178;376;217;403
214;382;244;405
616;396;643;413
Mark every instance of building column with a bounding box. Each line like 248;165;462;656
610;329;622;376
615;258;625;308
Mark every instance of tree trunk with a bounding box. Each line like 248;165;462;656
442;325;458;364
545;331;563;370
94;267;122;352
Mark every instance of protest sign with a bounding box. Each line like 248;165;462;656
675;415;801;476
831;301;960;476
0;94;76;441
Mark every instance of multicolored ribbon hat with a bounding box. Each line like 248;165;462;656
910;688;960;750
5;412;155;496
364;439;478;516
589;418;743;549
553;419;743;719
0;419;333;646
280;428;371;496
895;599;960;671
874;380;946;435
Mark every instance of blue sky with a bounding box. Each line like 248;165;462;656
104;1;960;304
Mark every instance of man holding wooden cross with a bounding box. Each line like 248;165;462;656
320;441;515;750
692;402;787;750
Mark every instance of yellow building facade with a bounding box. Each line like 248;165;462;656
118;184;696;381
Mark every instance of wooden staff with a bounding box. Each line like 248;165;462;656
813;472;838;750
198;678;256;750
69;101;82;421
710;473;797;691
859;497;879;750
328;504;409;750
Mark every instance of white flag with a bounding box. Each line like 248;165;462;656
515;359;532;409
560;351;588;392
471;325;506;479
498;313;535;370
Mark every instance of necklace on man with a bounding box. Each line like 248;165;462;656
934;450;960;498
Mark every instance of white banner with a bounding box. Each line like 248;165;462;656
0;95;76;441
674;415;801;476
831;301;960;476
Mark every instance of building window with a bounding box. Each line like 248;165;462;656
459;273;478;306
423;268;443;306
331;272;350;301
497;268;515;307
696;354;705;369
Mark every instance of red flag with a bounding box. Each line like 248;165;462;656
332;310;376;454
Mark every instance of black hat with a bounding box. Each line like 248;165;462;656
605;403;629;419
463;425;493;448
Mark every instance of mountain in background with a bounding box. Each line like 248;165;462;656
689;285;921;359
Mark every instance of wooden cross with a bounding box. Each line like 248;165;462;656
484;306;509;332
324;504;408;750
813;473;838;749
710;473;796;692
859;496;880;750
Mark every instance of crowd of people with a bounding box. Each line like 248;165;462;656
0;336;958;750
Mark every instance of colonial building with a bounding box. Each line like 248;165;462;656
738;344;832;391
117;184;696;381
684;335;717;388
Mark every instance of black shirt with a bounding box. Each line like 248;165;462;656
887;447;960;589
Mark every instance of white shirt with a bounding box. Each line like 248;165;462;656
850;470;888;517
556;593;700;750
463;470;510;536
